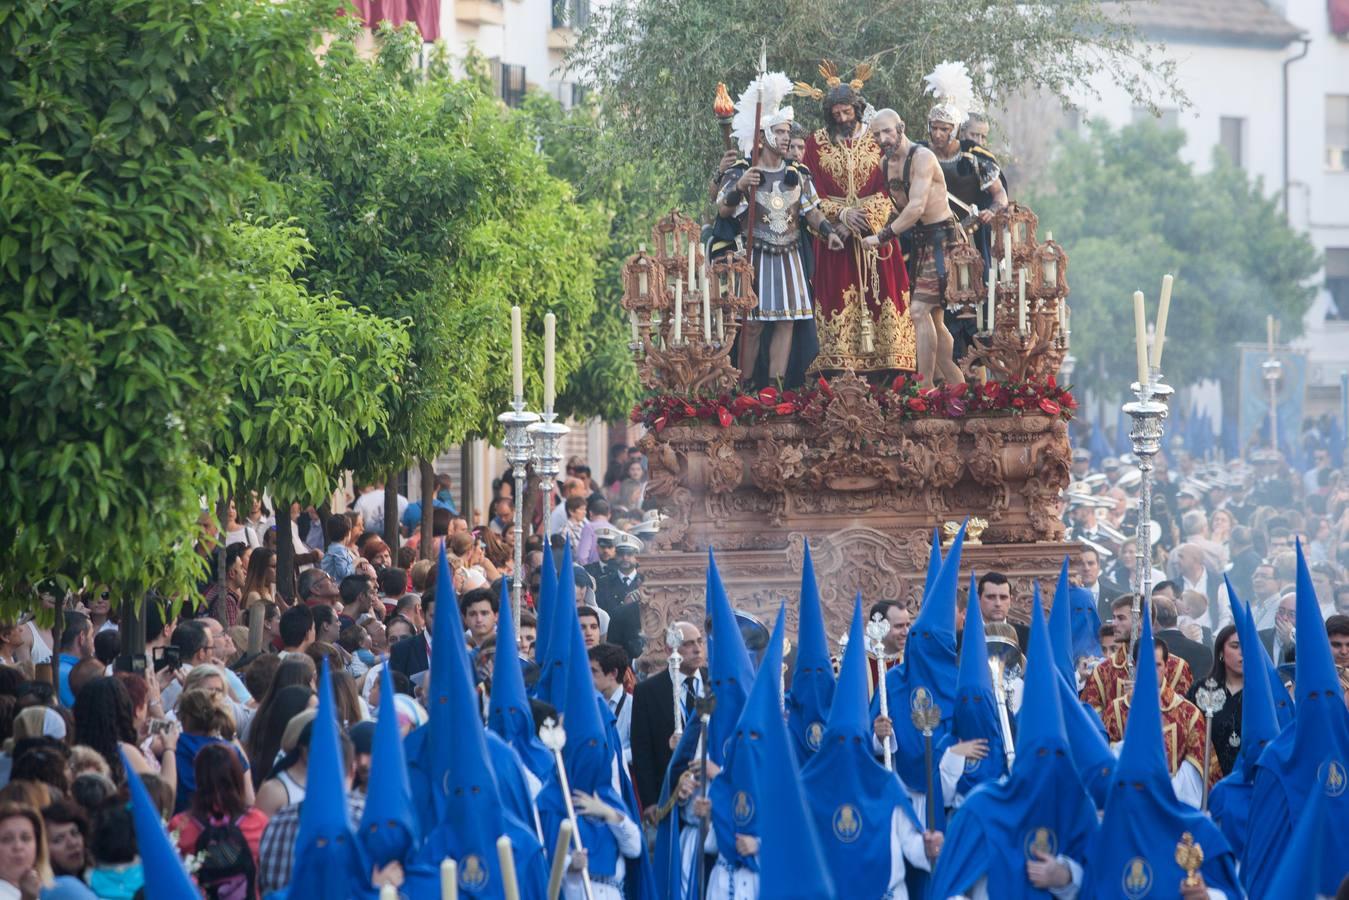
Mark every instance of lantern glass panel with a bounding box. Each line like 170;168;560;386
957;262;971;290
1043;257;1058;288
1014;221;1028;243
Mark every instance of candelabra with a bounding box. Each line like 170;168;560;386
1123;375;1173;654
498;399;539;637
528;412;570;541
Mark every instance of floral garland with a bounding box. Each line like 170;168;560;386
632;375;1076;432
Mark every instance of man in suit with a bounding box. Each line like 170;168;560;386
629;620;706;822
1153;596;1212;681
962;571;1029;651
390;582;436;680
1078;544;1126;625
1259;591;1298;665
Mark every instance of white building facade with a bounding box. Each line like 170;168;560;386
1070;0;1349;416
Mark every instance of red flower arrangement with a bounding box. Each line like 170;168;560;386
632;375;1075;432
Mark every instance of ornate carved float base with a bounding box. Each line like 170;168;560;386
635;374;1077;664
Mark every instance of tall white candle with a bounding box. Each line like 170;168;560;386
629;310;639;343
987;261;996;330
543;312;556;413
1267;314;1274;354
976;303;984;332
715;310;724;343
1017;268;1027;333
1004;227;1012;274
510;305;523;401
702;282;712;343
1134;291;1149;387
673;277;683;344
687;239;696;293
1151;274;1173;370
638;268;647;296
441;858;458;900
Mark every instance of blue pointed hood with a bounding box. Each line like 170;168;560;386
1068;587;1103;662
706;548;755;767
786;539;836;761
1228;577;1280;782
1082;604;1240;898
1269;762;1334;900
407;545;518;898
930;589;1098;900
488;579;553;781
923;527;943;601
123;754;201;900
1047;561;1075;684
533;537;559;665
950;569;1007;793
653;713;707;900
534;538;573;708
1226;573;1293;727
286;658;373;898
802;592;919;894
1209;578;1279;859
535;570;629;879
359;661;418;867
714;607;835;897
1242;540;1349;898
876;521;965;824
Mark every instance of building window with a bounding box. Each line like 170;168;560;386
1328;95;1349;172
1132;106;1179;130
1328;249;1349;320
500;63;527;108
1219;116;1245;168
551;0;590;28
570;83;587;108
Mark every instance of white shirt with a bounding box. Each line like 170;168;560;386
353;489;407;537
26;621;51;665
224;526;260;549
885;806;933;900
605;685;633;765
961;857;1083;899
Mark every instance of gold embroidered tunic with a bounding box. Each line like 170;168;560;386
800;126;915;372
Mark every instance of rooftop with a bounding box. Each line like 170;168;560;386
1103;0;1302;47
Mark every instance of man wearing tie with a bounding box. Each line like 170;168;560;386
630;621;706;822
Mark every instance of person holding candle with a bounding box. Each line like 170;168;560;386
863;108;966;386
717;74;842;387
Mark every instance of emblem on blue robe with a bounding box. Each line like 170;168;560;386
1121;857;1152;897
806;721;824;750
1321;758;1347;797
1022;827;1057;860
733;790;755;826
460;854;489;891
831;804;862;843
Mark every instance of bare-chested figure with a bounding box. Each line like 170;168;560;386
863;108;965;386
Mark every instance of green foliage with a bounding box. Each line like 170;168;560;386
521;93;653;422
273;25;608;473
213;222;410;505
1028;122;1320;398
0;0;331;603
569;0;1182;207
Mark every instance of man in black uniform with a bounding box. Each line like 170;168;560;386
585;523;619;585
596;531;645;662
921;63;1009;366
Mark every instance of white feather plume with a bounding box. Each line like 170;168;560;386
923;60;977;123
730;72;796;155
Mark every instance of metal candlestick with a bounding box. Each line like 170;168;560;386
1262;355;1282;455
1123;375;1173;655
1194;677;1225;812
498;398;540;640
865;615;894;771
528;412;570;541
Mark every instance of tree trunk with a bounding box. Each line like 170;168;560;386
214;497;230;618
275;500;296;604
383;476;400;549
419;457;435;561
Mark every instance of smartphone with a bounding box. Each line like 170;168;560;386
148;718;175;736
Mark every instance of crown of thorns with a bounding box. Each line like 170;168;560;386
791;60;873;102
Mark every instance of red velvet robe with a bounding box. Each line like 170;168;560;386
1082;645;1194;717
1102;688;1220;787
800;126;914;373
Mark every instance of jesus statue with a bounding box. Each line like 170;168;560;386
795;63;915;375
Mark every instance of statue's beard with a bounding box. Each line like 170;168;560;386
827;115;857;141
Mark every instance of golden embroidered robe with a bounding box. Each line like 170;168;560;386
800;127;915;373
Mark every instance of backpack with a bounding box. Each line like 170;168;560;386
193;814;257;900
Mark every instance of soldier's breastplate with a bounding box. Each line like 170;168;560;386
939;156;981;207
753;174;802;250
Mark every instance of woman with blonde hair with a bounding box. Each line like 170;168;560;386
0;802;52;899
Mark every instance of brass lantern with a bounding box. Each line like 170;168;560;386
993;203;1040;270
1031;234;1068;301
651;210;702;275
621;246;668;313
944;240;985;310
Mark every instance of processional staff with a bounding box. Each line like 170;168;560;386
539;718;595;900
667;623;686;742
910;688;942;831
1195;678;1226;812
865;614;894;771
